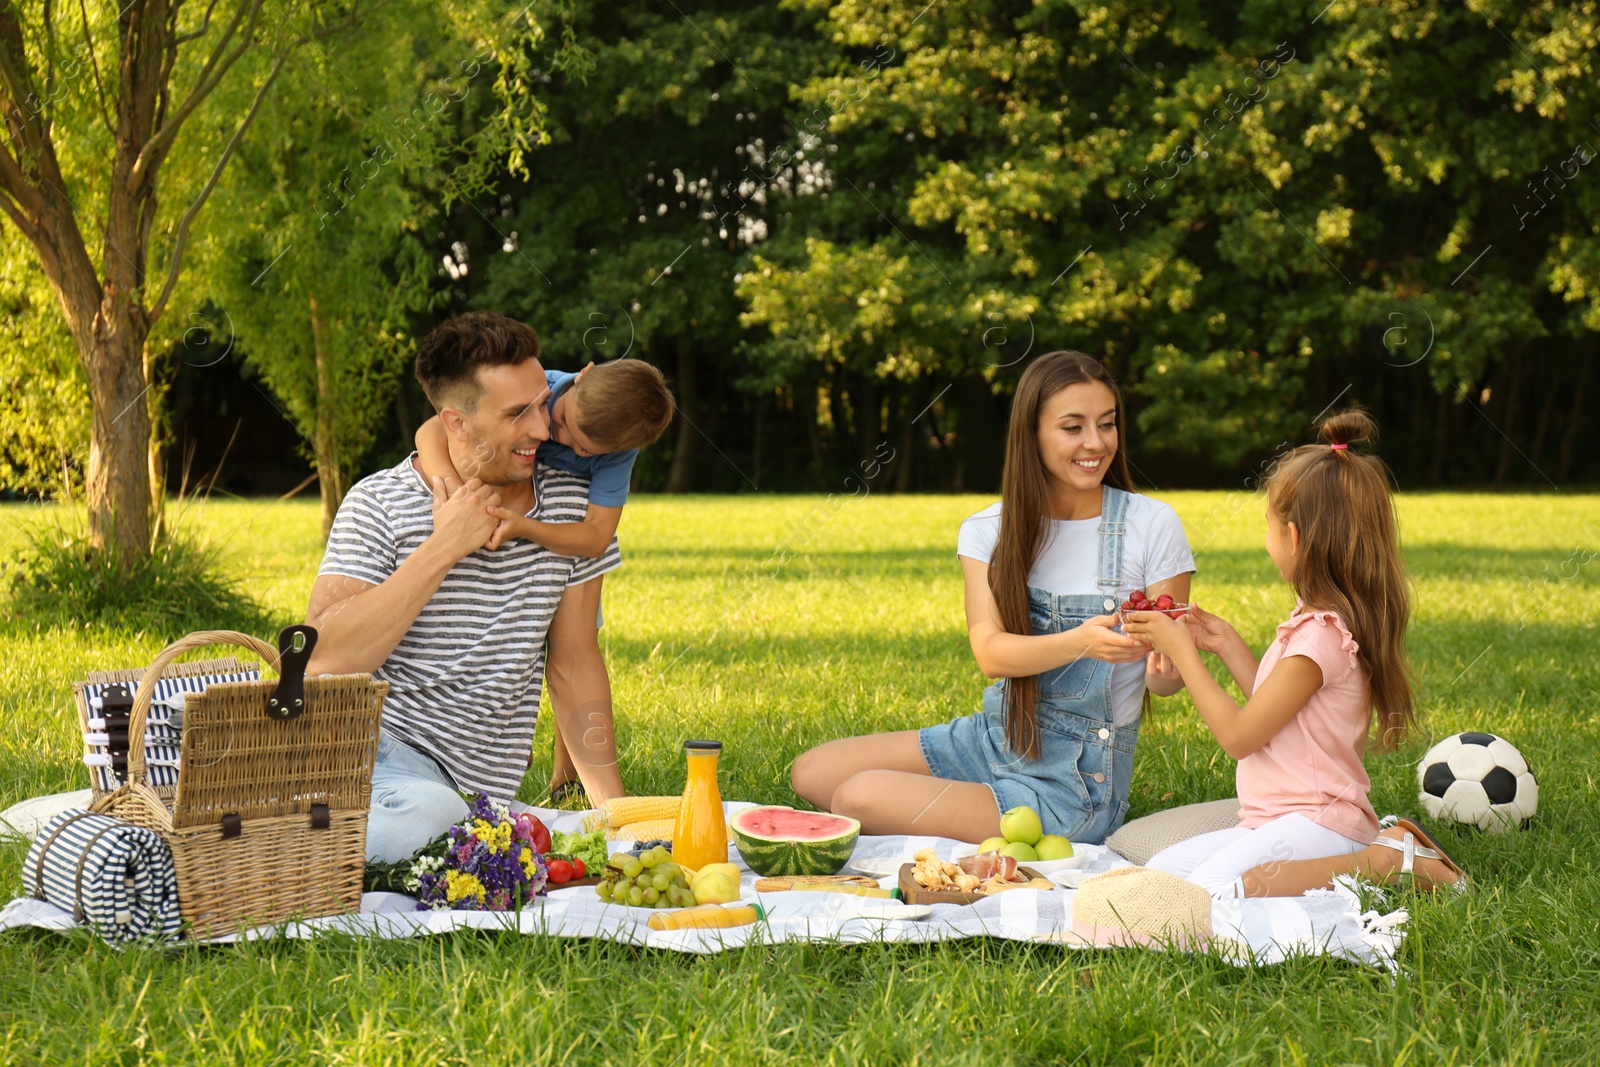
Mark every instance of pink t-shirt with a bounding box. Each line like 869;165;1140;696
1235;603;1378;843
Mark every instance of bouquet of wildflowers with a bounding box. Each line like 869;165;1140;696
404;793;550;911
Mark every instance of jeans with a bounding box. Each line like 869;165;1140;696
365;732;469;863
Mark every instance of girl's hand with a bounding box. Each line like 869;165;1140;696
1073;615;1152;665
1183;604;1238;655
1121;609;1194;657
1146;650;1181;684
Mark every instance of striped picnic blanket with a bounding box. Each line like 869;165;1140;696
3;800;1407;970
21;810;182;946
81;670;261;791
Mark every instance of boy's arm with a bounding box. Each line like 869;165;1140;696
415;415;468;483
488;503;622;557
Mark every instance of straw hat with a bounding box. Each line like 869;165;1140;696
1050;866;1247;957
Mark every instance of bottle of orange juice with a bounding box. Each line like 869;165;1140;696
673;740;727;872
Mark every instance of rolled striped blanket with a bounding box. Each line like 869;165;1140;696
23;810;182;946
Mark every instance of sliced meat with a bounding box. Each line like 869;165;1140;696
958;852;1018;881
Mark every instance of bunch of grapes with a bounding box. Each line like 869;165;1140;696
595;845;695;909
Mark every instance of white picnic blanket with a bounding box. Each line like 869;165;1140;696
0;794;1406;970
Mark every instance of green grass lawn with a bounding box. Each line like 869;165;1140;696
1;491;1598;1065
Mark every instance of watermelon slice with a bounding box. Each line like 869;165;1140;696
730;806;861;877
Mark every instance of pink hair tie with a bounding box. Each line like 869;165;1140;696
1329;443;1349;451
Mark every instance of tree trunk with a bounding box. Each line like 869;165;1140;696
751;401;763;489
1528;357;1562;470
1428;388;1452;484
666;333;697;492
958;372;1001;493
310;294;348;537
1494;356;1527;484
85;303;155;570
853;371;880;466
1557;348;1593;483
894;390;915;493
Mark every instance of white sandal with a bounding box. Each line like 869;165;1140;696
1371;817;1469;892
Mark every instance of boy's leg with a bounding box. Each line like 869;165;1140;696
545;574;625;803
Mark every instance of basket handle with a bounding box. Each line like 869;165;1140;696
125;630;283;782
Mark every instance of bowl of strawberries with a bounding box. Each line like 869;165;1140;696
1119;588;1192;620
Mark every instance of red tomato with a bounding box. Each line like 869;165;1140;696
547;858;574;884
527;816;552;855
571;858;587;879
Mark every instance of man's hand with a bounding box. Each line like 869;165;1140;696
428;475;503;561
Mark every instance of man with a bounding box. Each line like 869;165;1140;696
304;311;626;861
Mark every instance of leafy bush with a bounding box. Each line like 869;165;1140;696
6;511;271;638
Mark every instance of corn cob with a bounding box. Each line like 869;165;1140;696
607;818;677;842
594;795;680;829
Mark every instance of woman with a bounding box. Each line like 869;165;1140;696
790;352;1195;842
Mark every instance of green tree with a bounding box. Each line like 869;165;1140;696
178;2;576;534
458;0;829;490
0;1;374;569
0;230;86;497
740;0;1600;484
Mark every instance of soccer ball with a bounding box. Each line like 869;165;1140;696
1417;732;1538;833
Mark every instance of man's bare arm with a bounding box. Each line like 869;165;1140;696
305;476;504;675
543;576;625;802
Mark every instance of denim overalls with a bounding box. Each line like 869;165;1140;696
919;486;1140;843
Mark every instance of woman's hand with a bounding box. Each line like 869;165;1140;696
1182;604;1240;655
1121;609;1195;658
1072;615;1152;665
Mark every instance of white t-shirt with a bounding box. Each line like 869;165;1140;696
957;493;1196;727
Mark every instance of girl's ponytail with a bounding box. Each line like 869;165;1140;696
1316;409;1378;449
1268;407;1415;748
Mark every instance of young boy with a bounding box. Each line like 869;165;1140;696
415;358;675;803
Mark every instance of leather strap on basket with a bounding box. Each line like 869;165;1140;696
309;803;330;830
265;625;317;722
125;631;284;783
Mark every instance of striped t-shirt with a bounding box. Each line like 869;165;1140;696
317;454;621;801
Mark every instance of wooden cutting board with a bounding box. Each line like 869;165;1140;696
897;863;1051;906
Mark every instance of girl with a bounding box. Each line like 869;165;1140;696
1124;409;1466;897
790;351;1196;843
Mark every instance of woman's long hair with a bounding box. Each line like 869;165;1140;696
992;351;1135;760
1265;408;1416;747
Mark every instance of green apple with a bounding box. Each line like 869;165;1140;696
977;836;1010;855
999;805;1043;846
1034;834;1074;861
999;841;1038;863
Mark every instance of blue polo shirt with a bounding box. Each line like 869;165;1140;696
538;369;637;507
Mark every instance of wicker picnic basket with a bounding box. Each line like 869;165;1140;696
89;628;387;937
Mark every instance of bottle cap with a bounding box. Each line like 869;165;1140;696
684;740;722;752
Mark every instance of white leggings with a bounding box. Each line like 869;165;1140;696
1145;813;1368;900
